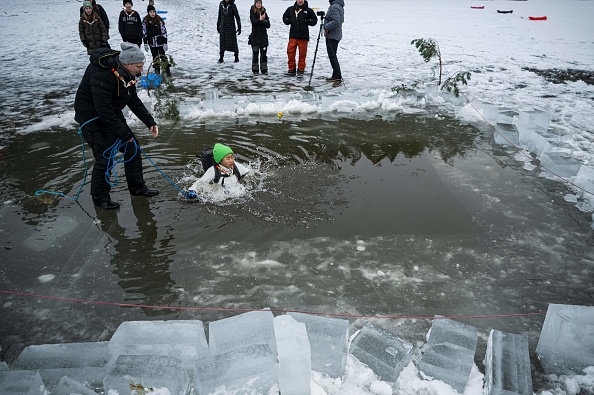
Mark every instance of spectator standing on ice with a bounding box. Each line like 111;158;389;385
143;5;171;76
324;0;344;87
282;0;317;77
217;0;241;63
119;0;143;47
74;42;160;210
249;0;270;75
79;0;110;38
79;1;109;56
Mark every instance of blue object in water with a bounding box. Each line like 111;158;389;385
139;73;163;89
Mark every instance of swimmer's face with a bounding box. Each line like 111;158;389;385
219;153;234;169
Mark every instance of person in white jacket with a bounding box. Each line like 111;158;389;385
187;143;250;196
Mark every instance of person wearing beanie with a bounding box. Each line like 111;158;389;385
217;0;241;63
142;4;171;76
282;0;317;77
119;0;143;47
249;0;270;75
79;1;109;56
324;0;345;87
73;42;159;210
79;0;110;37
187;143;250;194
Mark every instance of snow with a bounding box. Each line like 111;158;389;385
1;0;594;393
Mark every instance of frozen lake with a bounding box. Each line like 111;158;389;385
0;0;593;393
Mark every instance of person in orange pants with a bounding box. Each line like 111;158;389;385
282;0;317;76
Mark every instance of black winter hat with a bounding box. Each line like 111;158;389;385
147;5;156;13
123;0;132;6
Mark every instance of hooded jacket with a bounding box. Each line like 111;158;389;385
282;0;317;40
249;4;270;47
79;11;108;55
324;0;344;41
74;49;156;140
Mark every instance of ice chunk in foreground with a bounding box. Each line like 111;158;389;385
483;329;532;395
274;315;311;395
288;312;349;378
539;152;582;178
419;318;478;393
108;320;208;368
104;355;190;395
574;165;594;206
493;123;519;146
10;341;111;390
197;344;279;394
0;371;46;395
209;310;277;357
349;323;413;384
52;376;99;395
536;304;594;374
516;110;551;130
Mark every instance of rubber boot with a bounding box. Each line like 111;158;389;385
260;62;268;75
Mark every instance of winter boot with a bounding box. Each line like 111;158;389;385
296;69;305;78
252;62;259;75
260;62;268;75
287;69;296;77
218;54;224;63
234;53;239;63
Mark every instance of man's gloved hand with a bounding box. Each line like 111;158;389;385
82;40;88;48
236;27;241;35
144;43;149;52
163;44;168;52
186;190;198;199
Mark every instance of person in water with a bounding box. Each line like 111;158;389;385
187;143;250;197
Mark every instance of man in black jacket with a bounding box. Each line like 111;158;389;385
282;0;317;76
74;42;159;210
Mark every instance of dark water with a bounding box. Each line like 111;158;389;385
1;115;593;377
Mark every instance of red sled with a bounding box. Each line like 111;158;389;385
528;16;547;20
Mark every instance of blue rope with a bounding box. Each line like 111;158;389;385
36;118;197;201
35;117;99;201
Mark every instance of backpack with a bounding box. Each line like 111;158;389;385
197;147;242;185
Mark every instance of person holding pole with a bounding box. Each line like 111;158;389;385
324;0;344;87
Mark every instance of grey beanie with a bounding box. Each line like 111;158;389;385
83;1;93;9
119;42;145;64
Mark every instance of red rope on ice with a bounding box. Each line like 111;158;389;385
0;289;546;320
442;64;594;199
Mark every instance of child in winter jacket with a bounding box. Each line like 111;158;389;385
142;5;170;76
79;1;108;56
249;0;270;75
119;0;142;47
187;143;250;197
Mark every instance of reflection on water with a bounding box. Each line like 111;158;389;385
94;197;179;317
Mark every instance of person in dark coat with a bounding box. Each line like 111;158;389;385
79;0;110;38
282;0;317;76
249;0;270;75
74;42;160;210
217;0;241;63
143;5;170;76
79;1;108;56
324;0;344;87
119;0;143;47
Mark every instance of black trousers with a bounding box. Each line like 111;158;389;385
251;45;268;71
81;125;147;204
149;46;170;74
326;38;341;79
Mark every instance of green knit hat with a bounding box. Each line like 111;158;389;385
213;143;234;163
